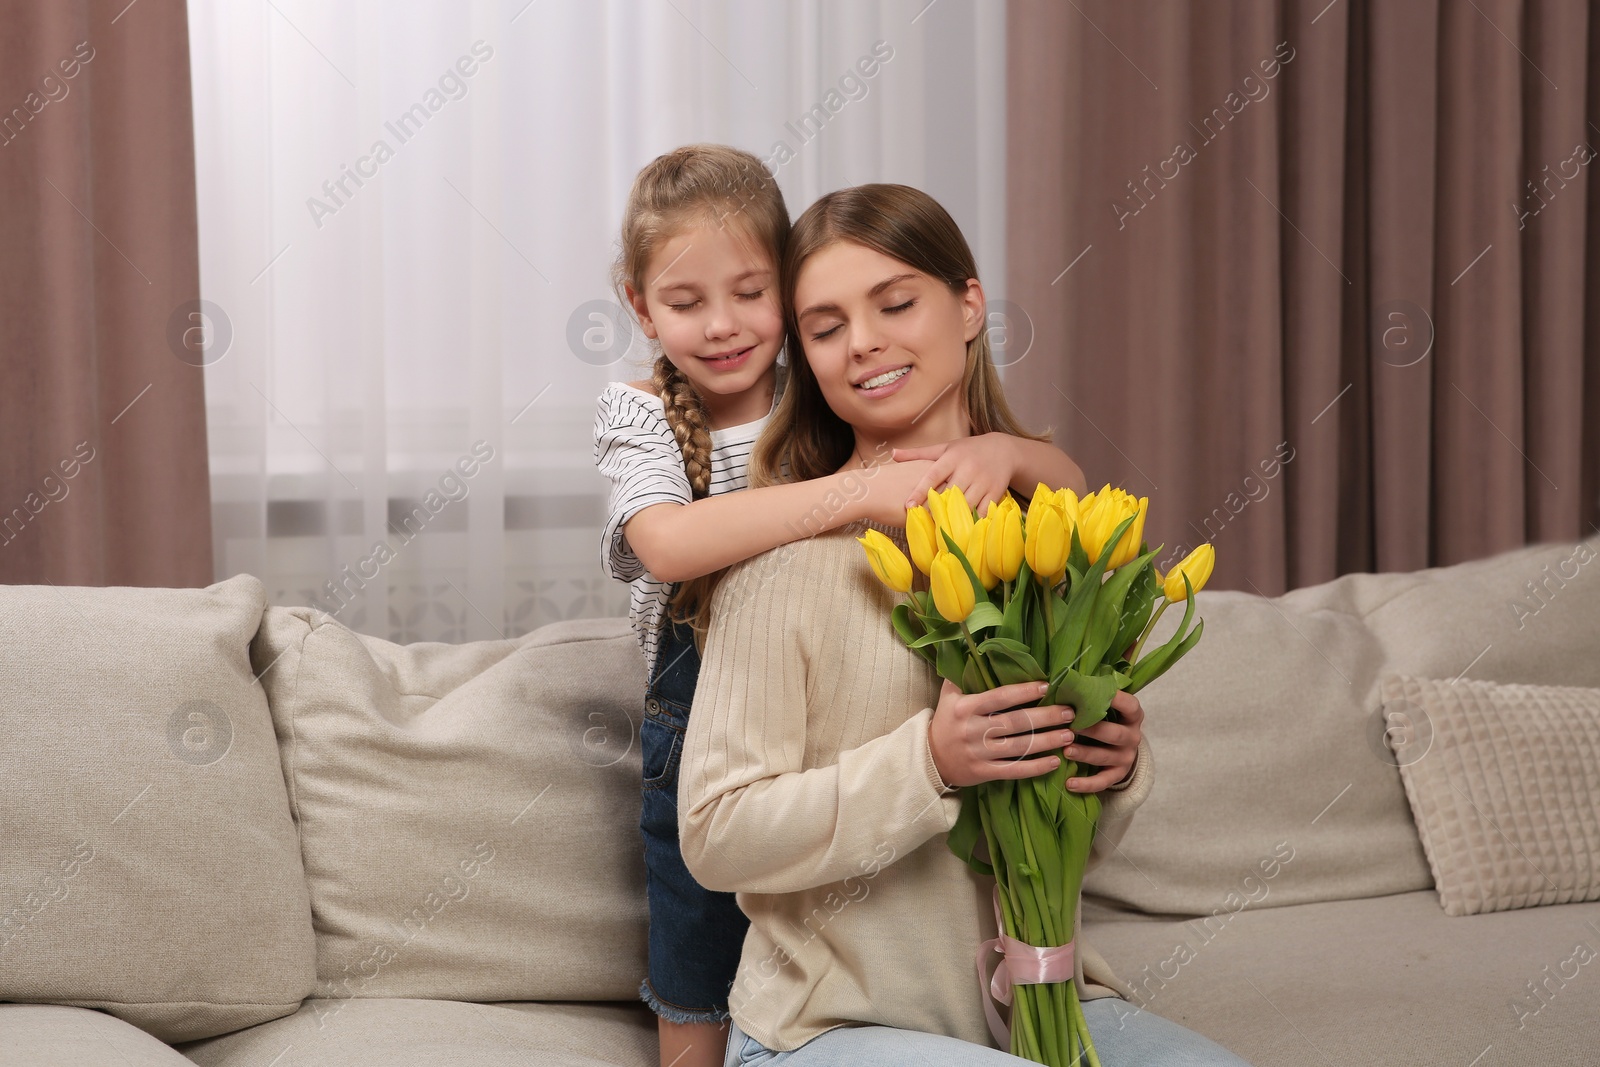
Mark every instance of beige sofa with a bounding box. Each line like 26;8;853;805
2;533;1597;1066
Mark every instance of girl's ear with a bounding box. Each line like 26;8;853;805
626;283;659;340
959;277;985;343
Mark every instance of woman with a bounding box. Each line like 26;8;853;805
677;184;1250;1067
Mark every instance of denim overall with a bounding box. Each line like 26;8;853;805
638;608;751;1024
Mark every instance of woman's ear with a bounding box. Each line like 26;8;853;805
959;277;985;343
625;283;659;340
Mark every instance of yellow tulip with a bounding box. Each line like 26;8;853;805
986;496;1024;581
857;529;913;594
1072;485;1110;563
1108;495;1148;569
1024;481;1053;544
966;517;999;590
1078;485;1146;568
906;506;938;575
1162;543;1215;601
929;551;976;622
1025;504;1069;580
1058;486;1082;533
927;485;975;553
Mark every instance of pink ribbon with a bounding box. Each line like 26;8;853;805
975;885;1077;1047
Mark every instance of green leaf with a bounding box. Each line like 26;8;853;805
1132;616;1204;691
977;637;1045;685
906;620;962;648
1129;573;1198;691
1080;543;1159;673
998;559;1033;643
891;602;937;665
1111;551;1161;663
946;793;995;876
935;639;967;687
961;655;989;694
1027;593;1049;671
1029;755;1064;825
1044;666;1127;732
1050;512;1138;677
1066;522;1089;577
964;600;1005;632
891;602;923;644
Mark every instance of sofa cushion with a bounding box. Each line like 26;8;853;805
175;997;656;1067
1364;536;1600;687
1384;674;1600;915
0;576;315;1042
251;609;649;1004
1083;890;1600;1067
1082;573;1434;914
0;1003;204;1066
1083;534;1600;917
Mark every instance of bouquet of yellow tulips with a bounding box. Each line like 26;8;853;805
857;483;1214;1067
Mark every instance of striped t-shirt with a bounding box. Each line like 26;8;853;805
593;379;776;677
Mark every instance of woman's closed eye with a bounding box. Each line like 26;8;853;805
808;300;916;341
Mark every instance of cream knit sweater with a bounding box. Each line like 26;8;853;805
679;518;1155;1053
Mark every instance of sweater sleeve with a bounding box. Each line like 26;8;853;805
678;547;963;895
592;383;691;583
1085;735;1153;871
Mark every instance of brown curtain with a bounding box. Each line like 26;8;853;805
1006;0;1600;595
0;0;212;587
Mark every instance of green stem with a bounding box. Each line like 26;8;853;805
1128;598;1170;665
1067;995;1079;1066
1075;991;1104;1067
1016;803;1070;1063
960;622;999;689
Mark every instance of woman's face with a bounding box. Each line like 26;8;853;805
792;239;983;443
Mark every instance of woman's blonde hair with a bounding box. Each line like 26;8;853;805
750;183;1049;490
611;143;790;647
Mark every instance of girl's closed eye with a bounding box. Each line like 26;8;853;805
883;298;916;314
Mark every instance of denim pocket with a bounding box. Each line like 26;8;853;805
734;1032;779;1065
640;700;685;792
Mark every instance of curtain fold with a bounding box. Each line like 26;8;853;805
0;0;213;587
1007;0;1599;595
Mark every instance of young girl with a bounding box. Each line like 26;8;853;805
676;183;1253;1065
593;146;1093;1067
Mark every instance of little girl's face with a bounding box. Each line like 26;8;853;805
792;239;982;441
629;220;783;405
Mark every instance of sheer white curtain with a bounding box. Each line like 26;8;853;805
187;0;1007;643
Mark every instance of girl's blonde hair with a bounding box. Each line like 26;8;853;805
611;143;790;647
750;183;1050;491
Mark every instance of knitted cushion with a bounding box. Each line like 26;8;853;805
1383;674;1600;915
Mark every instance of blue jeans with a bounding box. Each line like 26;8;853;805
723;997;1253;1066
638;612;751;1024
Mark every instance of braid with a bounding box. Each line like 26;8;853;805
652;354;714;499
